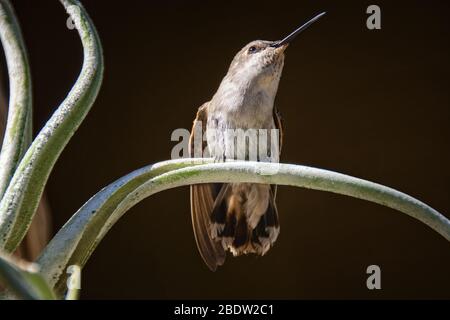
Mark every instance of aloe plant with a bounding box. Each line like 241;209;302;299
0;253;55;299
0;0;448;300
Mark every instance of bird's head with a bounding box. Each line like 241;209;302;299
223;12;326;93
227;40;287;90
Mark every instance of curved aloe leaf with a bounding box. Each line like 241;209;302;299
0;252;55;300
0;0;33;199
37;159;450;296
38;159;204;295
0;0;103;252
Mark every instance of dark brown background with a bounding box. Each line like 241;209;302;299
4;0;449;299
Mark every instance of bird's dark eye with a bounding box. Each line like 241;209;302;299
248;46;257;53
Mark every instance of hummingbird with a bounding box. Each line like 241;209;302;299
189;12;326;271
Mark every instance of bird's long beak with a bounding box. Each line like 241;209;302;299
271;12;326;48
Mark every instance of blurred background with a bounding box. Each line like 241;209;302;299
1;0;449;299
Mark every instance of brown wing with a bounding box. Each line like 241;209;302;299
189;102;226;271
273;106;284;154
272;106;284;199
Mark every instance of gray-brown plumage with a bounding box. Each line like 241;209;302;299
189;13;325;271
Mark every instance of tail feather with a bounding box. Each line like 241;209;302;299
215;185;280;256
191;181;281;270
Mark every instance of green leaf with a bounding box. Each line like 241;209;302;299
0;0;33;199
0;252;56;300
0;0;104;253
37;159;450;295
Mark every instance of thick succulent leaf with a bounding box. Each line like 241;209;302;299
0;0;33;199
0;253;55;300
37;159;450;296
0;0;103;253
